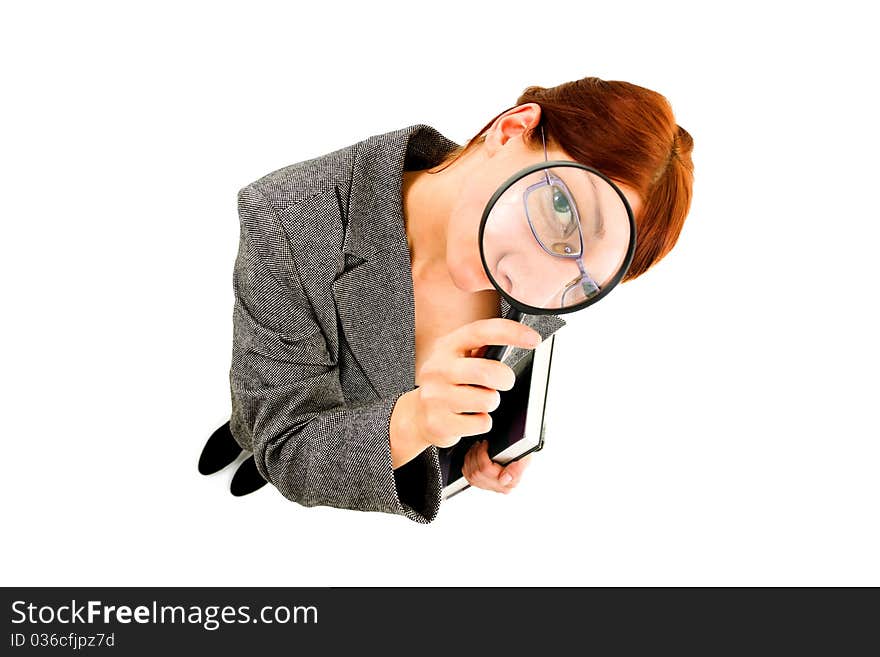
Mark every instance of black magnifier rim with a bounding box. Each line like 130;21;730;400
478;159;637;316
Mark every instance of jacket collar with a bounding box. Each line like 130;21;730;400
341;123;459;261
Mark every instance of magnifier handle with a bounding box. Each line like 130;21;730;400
481;344;510;362
480;310;526;362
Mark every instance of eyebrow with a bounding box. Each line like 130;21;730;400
588;176;605;238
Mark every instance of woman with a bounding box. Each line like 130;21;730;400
199;76;695;524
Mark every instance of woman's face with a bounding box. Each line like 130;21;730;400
445;124;644;308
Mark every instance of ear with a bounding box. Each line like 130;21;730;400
484;103;543;153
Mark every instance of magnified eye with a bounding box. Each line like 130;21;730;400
526;182;582;255
552;187;571;214
549;186;576;234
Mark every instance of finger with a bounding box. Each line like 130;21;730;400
444;384;501;414
497;458;529;490
474;440;504;489
475;439;501;474
453;411;493;439
465;441;493;490
475;442;517;494
448;318;542;357
464;441;486;486
463;440;479;479
450;357;516;391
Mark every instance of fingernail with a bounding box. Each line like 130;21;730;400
500;473;513;485
529;333;542;347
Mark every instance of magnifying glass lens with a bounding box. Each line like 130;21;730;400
481;163;634;312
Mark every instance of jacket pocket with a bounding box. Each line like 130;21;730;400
233;301;333;368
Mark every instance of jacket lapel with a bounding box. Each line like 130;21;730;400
332;250;416;399
330;125;436;399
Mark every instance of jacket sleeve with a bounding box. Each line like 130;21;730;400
229;183;443;524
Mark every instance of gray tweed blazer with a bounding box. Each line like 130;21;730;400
228;123;567;524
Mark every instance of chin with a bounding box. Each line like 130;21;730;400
447;265;473;292
448;256;484;292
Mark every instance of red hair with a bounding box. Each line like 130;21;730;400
434;76;694;282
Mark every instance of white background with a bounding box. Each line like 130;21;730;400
1;1;877;586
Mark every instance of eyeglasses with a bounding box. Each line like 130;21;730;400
522;125;601;305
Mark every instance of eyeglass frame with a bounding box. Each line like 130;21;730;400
477;123;638;317
523;124;601;305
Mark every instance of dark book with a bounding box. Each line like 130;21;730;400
439;332;557;499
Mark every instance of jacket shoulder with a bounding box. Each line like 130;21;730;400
238;139;359;215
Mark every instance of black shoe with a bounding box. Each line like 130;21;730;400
198;421;244;475
230;456;267;496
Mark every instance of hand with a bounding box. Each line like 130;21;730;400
410;318;542;449
462;439;533;494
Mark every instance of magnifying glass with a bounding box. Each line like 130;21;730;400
479;159;637;362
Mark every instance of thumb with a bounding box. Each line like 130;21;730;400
498;458;527;485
